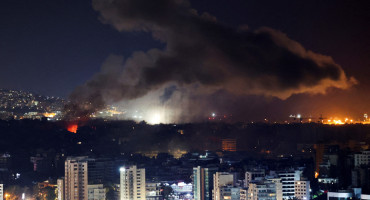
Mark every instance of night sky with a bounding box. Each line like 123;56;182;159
1;0;370;121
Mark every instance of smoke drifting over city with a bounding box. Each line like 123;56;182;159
65;0;356;122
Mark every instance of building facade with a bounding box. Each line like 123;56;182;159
87;184;106;200
273;170;302;199
193;166;217;200
213;172;235;200
120;165;146;200
57;178;64;200
354;151;370;167
65;157;89;200
0;184;3;200
294;181;310;200
245;171;265;187
248;180;278;200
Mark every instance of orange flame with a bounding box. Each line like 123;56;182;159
315;171;319;178
67;124;78;133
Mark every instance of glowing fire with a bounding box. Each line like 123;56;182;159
67;124;78;133
43;112;56;118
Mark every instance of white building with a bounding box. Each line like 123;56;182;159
213;172;235;200
120;165;146;200
327;188;362;200
65;157;88;200
0;184;3;200
327;191;352;200
57;178;64;200
271;170;302;199
294;181;310;200
354;150;370;167
87;184;106;200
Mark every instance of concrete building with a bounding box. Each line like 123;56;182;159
0;184;3;200
327;188;362;200
240;188;248;200
57;178;64;200
354;150;370;167
271;170;302;199
327;191;353;200
294;181;310;200
65;157;89;200
248;180;278;200
193;166;217;200
213;172;235;200
245;170;265;187
218;187;241;200
120;165;146;200
267;178;282;200
146;182;162;200
87;184;106;200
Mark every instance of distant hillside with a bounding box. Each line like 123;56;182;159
0;88;66;115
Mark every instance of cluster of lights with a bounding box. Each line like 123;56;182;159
289;113;370;125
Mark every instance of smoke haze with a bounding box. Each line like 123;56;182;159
64;0;356;122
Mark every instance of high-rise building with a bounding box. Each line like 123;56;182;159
57;178;64;200
271;170;302;199
294;181;310;200
65;157;89;200
245;170;265;187
87;184;106;200
222;139;237;152
120;165;146;200
0;184;3;200
213;172;235;200
267;178;282;200
88;157;116;184
193;166;217;200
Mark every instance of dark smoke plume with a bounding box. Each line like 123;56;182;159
64;0;356;120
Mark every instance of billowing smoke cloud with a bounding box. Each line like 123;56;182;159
64;0;356;120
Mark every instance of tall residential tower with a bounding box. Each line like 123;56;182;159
120;165;146;200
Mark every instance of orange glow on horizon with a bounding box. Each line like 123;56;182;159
67;124;78;133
